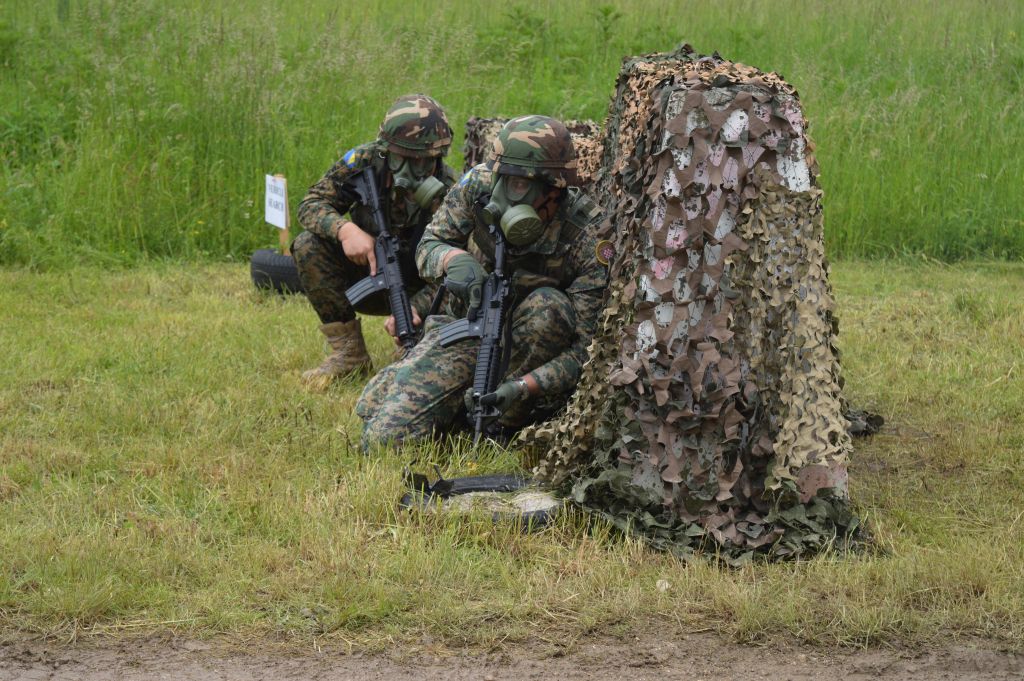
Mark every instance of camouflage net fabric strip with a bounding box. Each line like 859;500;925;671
462;117;603;188
518;46;860;563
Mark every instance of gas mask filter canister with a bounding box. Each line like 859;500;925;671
483;175;546;246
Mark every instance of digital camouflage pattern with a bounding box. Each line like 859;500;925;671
379;94;453;157
357;287;577;448
294;140;457;323
291;231;437;324
416;162;607;395
462;117;603;189
518;46;860;563
297;140;458;244
485;115;579;189
357;155;609;448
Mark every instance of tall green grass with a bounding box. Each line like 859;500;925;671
1;0;1022;266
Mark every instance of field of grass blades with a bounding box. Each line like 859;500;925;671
1;0;1022;265
0;262;1021;648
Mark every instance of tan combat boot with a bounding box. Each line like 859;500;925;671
301;319;372;391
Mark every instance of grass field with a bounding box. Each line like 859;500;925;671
1;262;1022;649
2;0;1023;265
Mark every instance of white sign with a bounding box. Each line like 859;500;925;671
265;174;289;230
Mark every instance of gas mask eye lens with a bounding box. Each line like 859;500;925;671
409;157;434;178
387;154;405;172
387;152;442;207
505;176;533;202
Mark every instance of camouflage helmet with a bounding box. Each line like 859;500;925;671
378;94;453;158
486;115;578;188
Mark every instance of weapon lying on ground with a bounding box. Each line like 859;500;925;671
344;168;418;351
437;224;513;444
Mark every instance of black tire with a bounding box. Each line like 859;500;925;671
250;249;305;294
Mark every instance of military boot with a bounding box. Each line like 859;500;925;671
301;319;372;391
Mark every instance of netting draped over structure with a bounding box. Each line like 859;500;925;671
462;117;603;189
520;46;859;562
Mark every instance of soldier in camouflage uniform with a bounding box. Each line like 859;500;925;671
293;94;457;390
357;115;609;447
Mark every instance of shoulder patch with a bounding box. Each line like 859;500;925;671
456;165;492;201
595;239;615;266
343;148;357;168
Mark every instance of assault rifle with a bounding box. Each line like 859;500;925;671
344;168;418;351
438;224;513;444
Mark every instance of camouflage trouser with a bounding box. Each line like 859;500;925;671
291;230;425;324
356;286;576;448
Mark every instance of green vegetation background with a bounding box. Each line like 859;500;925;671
2;0;1022;267
2;0;1024;647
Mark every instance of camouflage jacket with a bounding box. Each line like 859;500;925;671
416;164;609;396
296;140;458;247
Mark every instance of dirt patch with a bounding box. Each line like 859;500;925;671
1;633;1021;680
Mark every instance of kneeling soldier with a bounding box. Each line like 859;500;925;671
357;115;609;447
293;94;456;390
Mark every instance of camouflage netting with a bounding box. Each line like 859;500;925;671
462;117;603;188
519;46;861;563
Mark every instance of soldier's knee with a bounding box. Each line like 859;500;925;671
354;390;375;422
291;230;316;259
359;392;426;449
291;231;333;271
360;417;391;451
362;413;428;453
516;287;575;339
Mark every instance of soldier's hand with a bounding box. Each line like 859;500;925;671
444;253;486;317
336;221;378;275
384;308;422;346
479;379;530;413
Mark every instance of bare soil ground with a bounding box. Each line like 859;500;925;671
2;633;1021;681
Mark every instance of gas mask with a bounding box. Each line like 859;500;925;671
387;153;445;209
482;174;546;246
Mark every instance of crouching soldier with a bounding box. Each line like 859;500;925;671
357;115;609;447
293;94;457;390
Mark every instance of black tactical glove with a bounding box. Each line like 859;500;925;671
444;253;486;318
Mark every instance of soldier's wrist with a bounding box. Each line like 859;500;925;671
441;248;469;272
519;373;540;397
334;220;359;242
